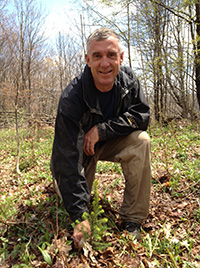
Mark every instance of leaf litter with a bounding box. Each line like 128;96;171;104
1;172;199;267
0;125;199;267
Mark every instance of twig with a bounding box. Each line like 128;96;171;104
56;192;59;238
25;235;32;263
0;219;35;226
175;181;200;194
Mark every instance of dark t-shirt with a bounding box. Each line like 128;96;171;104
97;87;115;120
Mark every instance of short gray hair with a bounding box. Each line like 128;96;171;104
86;27;123;54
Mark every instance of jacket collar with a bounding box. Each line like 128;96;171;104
82;65;132;111
82;65;99;111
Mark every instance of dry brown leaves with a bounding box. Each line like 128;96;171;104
0;169;199;267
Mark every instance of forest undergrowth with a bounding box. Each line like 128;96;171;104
0;121;199;267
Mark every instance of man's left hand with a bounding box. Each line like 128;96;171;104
73;220;91;249
83;125;99;156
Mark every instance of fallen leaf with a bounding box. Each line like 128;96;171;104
82;241;98;264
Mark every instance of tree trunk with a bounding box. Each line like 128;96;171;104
195;1;200;109
127;1;132;68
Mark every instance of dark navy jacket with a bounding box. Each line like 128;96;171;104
51;65;150;222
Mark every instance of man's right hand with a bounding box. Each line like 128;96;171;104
83;125;99;156
72;220;91;249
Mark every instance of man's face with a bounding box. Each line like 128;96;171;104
85;36;124;92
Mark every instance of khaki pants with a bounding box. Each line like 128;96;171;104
53;130;151;224
84;130;151;224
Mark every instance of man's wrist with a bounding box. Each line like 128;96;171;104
71;208;89;223
97;123;107;141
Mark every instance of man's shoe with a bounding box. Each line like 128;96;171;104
121;222;142;240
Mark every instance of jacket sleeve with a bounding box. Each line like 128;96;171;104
51;88;90;222
97;75;150;141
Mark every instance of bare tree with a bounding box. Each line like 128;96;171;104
55;32;85;93
192;0;200;110
81;0;199;121
13;0;47;114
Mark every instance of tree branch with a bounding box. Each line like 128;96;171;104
149;0;193;24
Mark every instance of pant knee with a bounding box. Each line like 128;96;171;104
128;131;150;146
138;131;150;145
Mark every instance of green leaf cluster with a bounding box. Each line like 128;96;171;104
82;179;111;250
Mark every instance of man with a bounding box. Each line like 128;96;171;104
51;27;151;249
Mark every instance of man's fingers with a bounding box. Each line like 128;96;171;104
73;235;85;249
73;220;91;249
83;141;95;156
83;125;99;156
73;233;83;249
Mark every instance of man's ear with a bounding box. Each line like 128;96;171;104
85;54;90;67
120;52;124;65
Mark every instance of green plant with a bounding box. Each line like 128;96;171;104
0;237;9;261
37;242;52;265
73;179;111;251
0;123;199;267
96;161;122;174
142;222;198;267
194;206;200;221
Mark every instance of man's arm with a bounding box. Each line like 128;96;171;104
71;125;99;248
51;89;90;222
97;77;150;141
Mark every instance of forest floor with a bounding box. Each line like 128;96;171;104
0;121;200;267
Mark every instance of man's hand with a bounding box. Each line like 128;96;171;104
73;220;91;249
83;125;99;156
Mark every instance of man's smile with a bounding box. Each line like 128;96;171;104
99;70;113;74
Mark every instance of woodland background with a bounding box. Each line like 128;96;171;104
0;1;200;267
0;0;200;128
